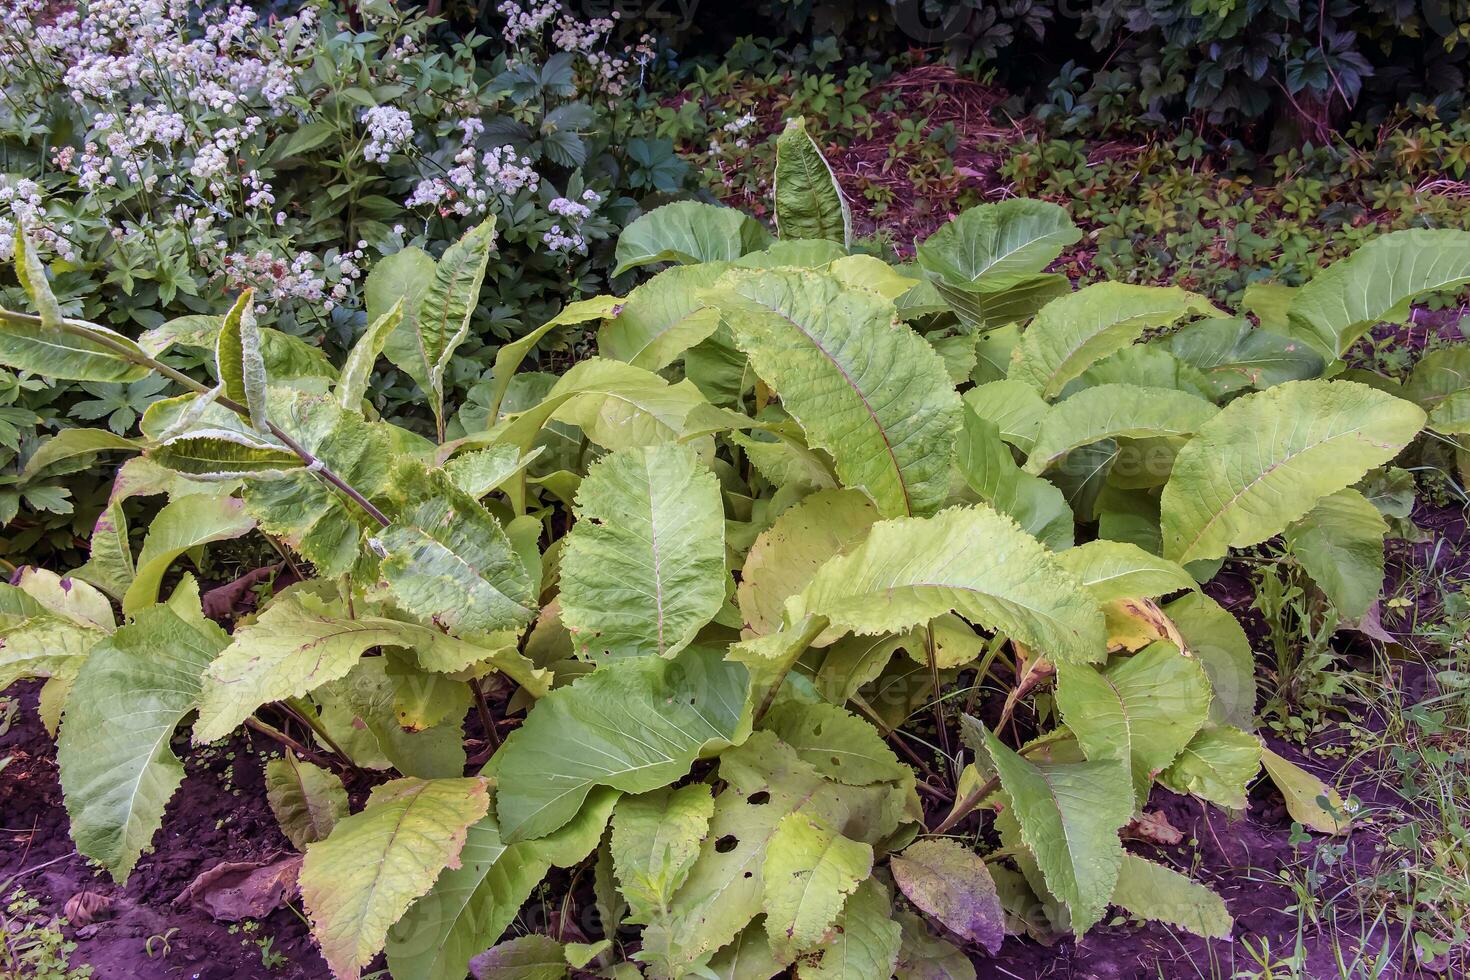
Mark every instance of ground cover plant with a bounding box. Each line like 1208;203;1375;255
3;110;1470;978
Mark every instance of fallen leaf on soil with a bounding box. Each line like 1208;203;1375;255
63;890;112;926
1124;809;1184;845
174;854;302;921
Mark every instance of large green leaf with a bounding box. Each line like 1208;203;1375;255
707;268;961;518
1285;229;1470;357
385;789;617;980
468;934;567;980
560;444;726;660
216;289;268;429
962;380;1048;453
612;784;715;923
0;233;149;382
484;295;625;424
1160;380;1425;564
490;645;749;842
599;264;725;371
396;221;496;420
375;463;537;637
300;776;492;980
1166;318;1324;398
242;392;394;580
148;430;302;480
1109;854;1232;939
737;489;879;639
614;201;773;277
490;358;721;458
1009;283;1221;399
1055;641;1211;805
336;299;405;410
980;726;1133;935
790;506;1106;665
1023;384;1217;474
56;603;228;882
369;245;438;393
773;117;851;248
21;427;141;479
121;493;256;615
1402;347;1470;411
955;407;1074;551
761;813;873;962
1283;488;1388;619
915;200;1079;330
193;590;545;744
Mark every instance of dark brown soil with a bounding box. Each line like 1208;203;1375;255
1;680;328;980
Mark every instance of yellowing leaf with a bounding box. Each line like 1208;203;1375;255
761;813;873;962
1110;854;1232;939
301;776;492;980
265;751;350;850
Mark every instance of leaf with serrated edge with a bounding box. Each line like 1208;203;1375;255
1055;641;1211;806
56;604;228;882
761;812;873;962
1055;540;1197;603
265;750;349;850
707;268;961;518
468;934;566;980
560;444;725;661
490;645;748;842
774;117;851;247
216;289;268;429
1023;384;1217;474
980;726;1133;934
1158;725;1261;810
790;505;1105;665
613;201;772;277
612;785;715;923
385;788;617;980
1110;854;1232;939
738;488;878;640
301;776;490;980
800;876;901;979
1283;488;1388;619
1160;380;1424;564
1010;283;1222;399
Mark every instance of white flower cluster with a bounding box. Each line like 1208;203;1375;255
1;0;314;260
542;189;601;255
405;144;541;216
361;106;415;164
217;250;327;306
0;178;74;263
498;0;559;46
